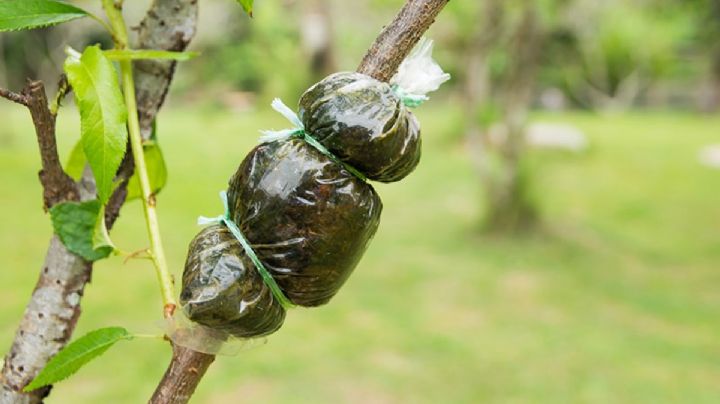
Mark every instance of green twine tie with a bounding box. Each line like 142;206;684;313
198;191;296;310
259;98;367;182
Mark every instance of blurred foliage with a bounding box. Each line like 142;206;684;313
0;0;719;108
554;0;695;109
185;1;310;102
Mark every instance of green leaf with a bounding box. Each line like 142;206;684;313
92;205;115;252
50;200;114;261
24;327;132;392
64;45;128;204
103;49;199;61
235;0;254;17
64;140;86;181
0;0;89;32
126;142;168;201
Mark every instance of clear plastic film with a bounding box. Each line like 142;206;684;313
165;312;268;356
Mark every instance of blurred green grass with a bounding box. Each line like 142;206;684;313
1;103;719;403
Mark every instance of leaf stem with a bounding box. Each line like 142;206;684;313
132;333;165;340
104;0;177;316
102;0;128;48
120;61;176;316
88;13;116;40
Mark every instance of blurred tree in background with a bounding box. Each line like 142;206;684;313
1;0;717;232
557;0;693;112
693;0;720;110
186;1;309;105
300;0;337;81
1;0;713;111
452;0;568;232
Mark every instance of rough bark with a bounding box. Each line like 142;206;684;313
0;81;92;404
357;0;449;82
150;1;450;402
134;0;199;139
0;87;27;106
0;238;91;404
0;1;198;403
25;80;80;209
149;345;215;404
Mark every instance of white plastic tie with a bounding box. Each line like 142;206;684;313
258;98;305;143
391;37;451;107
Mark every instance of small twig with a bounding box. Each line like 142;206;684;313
0;86;28;106
23;80;80;209
123;248;152;264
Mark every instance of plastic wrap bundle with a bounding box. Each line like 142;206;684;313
177;38;450;342
298;72;421;182
180;225;285;338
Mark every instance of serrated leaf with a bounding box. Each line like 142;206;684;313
50;200;114;261
235;0;254;17
64;45;128;204
64;140;86;181
103;49;199;61
126;142;167;201
24;327;132;392
0;0;89;32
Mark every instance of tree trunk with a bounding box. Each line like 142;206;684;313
706;48;720;111
480;3;543;233
300;0;337;81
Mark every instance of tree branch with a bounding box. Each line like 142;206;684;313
0;88;27;106
23;80;80;209
150;1;449;402
357;0;449;82
0;82;117;403
150;345;215;404
0;0;199;402
0;87;28;106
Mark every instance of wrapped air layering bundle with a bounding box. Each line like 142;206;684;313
178;39;450;340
